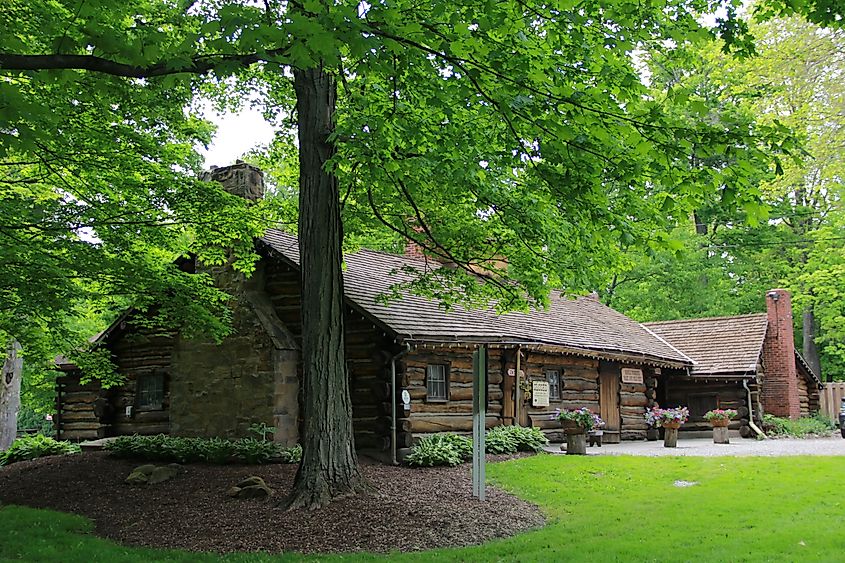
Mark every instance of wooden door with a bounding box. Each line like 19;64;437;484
599;371;621;443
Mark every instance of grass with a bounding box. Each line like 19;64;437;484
3;455;845;562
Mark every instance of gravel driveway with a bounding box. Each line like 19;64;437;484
546;433;845;457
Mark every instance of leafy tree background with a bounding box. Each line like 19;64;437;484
607;13;845;380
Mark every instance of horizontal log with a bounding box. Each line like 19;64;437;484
560;391;599;402
354;433;391;451
60;412;98;423
61;402;96;413
527;400;599;411
449;387;503;402
409;415;499;433
620;393;649;408
621;406;647;418
409;402;503;415
61;422;102;431
62;392;98;404
560;380;598;392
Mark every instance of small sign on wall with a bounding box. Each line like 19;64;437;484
621;368;644;384
507;368;526;377
531;380;550;407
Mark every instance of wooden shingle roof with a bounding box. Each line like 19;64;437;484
261;230;691;367
644;314;769;377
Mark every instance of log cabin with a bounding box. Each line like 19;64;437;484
56;164;823;454
645;289;824;437
54;162;697;455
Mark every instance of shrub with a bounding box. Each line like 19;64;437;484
485;426;519;454
103;434;301;465
763;414;835;438
406;434;465;467
0;435;80;466
504;425;549;452
406;426;547;468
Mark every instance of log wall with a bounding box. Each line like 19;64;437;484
399;348;503;446
56;373;103;441
108;331;174;436
661;377;756;434
265;259;395;451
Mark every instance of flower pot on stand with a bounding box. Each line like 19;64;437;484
562;420;588;455
662;421;681;448
711;418;730;444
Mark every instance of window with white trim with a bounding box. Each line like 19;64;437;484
546;369;561;400
426;364;449;401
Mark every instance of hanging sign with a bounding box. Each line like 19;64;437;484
621;368;644;384
531;380;550;407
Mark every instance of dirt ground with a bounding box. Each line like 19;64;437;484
0;452;544;555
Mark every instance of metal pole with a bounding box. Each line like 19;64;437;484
472;346;487;500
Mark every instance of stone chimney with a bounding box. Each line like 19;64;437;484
760;289;801;419
201;161;265;201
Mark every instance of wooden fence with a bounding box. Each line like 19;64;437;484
820;383;845;421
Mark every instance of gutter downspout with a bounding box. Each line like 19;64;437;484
391;343;412;465
742;379;766;439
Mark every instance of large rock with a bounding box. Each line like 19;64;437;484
148;465;179;484
236;476;267;489
126;463;181;486
125;470;149;486
226;476;272;499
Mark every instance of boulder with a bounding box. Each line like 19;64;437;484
125;470;149;486
235;476;267;489
237;484;272;499
126;464;181;486
226;476;273;499
148;465;179;485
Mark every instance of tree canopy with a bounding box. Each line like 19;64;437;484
3;0;844;504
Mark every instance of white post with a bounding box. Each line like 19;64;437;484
472;346;487;500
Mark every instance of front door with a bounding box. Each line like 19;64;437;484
599;370;621;443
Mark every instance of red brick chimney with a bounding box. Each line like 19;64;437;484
760;289;801;419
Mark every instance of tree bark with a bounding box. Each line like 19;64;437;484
284;66;365;510
1;340;23;450
802;305;823;380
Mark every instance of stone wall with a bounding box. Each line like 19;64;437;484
169;259;299;444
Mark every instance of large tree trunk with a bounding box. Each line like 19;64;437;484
284;66;365;510
1;340;23;450
802;306;823;380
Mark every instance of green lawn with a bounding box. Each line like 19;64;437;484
3;455;845;562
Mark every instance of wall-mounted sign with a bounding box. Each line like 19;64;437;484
531;380;550;407
654;368;662;375
401;390;411;411
507;368;526;377
621;368;644;384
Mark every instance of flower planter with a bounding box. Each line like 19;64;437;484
662;421;681;448
561;420;587;454
711;418;730;444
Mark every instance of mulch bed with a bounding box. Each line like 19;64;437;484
0;452;544;555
